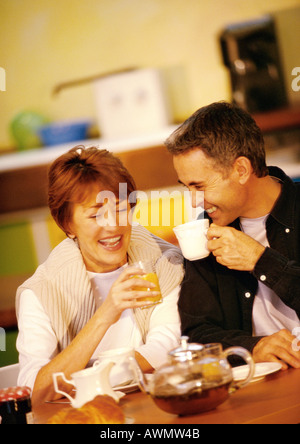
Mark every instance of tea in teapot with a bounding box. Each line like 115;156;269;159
130;337;255;416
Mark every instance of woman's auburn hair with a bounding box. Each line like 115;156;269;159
48;145;136;234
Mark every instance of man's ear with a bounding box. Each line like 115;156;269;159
233;156;253;185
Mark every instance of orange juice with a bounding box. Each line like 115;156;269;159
131;272;162;309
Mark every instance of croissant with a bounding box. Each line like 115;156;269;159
48;395;125;424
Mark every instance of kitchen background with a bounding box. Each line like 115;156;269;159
1;0;300;366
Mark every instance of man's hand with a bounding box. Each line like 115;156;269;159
206;223;265;271
253;329;300;370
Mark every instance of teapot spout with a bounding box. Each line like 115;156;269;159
128;356;149;394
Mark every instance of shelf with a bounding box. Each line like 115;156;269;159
252;105;300;133
1;109;300;215
0;125;178;173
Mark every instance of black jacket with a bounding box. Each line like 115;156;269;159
179;167;300;352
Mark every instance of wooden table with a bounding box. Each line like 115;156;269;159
33;367;300;424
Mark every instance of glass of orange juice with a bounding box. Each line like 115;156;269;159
130;260;162;309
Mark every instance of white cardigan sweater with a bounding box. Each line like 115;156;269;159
16;224;183;351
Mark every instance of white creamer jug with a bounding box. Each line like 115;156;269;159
52;361;121;408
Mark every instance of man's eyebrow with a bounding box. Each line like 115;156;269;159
178;179;204;187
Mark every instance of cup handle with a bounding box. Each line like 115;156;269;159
223;347;255;390
52;372;75;404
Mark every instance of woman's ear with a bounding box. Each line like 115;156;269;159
66;220;76;239
233;156;253;185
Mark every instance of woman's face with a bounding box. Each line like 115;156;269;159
68;188;132;273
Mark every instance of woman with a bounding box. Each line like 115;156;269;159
16;146;183;406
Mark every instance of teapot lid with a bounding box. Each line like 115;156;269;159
169;336;203;362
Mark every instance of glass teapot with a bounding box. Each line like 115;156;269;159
129;337;255;416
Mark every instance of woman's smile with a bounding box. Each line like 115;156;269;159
98;235;123;250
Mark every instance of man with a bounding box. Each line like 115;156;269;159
165;101;300;369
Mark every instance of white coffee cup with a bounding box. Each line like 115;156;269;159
173;218;210;260
93;347;135;388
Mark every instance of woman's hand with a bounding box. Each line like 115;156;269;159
99;266;159;324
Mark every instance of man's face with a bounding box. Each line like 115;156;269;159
173;149;248;226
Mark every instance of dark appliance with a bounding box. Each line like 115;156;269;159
220;15;287;112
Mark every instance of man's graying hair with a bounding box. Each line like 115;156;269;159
165;101;268;178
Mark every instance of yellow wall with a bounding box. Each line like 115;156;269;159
0;0;300;150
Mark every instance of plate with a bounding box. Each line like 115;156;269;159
114;382;139;394
232;362;282;382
